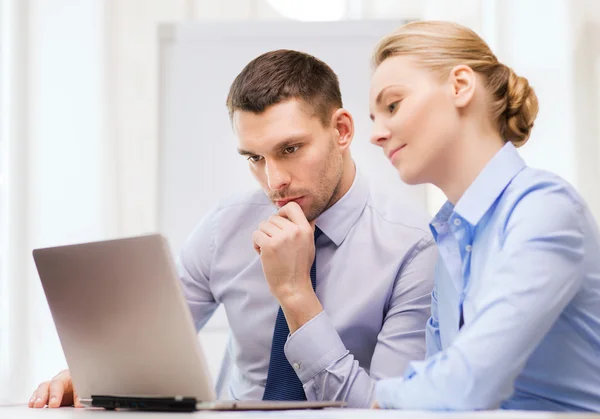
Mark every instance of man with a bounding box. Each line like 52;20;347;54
29;50;436;409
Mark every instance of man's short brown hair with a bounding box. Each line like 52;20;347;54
226;49;343;126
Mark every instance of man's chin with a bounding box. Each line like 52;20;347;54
270;196;325;222
304;204;328;223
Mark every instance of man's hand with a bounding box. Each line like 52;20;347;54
28;369;82;408
253;202;323;332
253;202;315;299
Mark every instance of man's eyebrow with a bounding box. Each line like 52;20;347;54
237;148;255;156
237;134;308;156
270;135;307;152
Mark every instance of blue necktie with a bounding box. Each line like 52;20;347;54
262;227;323;401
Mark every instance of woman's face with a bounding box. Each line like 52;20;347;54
369;55;462;185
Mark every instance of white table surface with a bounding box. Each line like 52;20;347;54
0;406;599;419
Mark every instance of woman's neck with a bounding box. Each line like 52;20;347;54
434;128;506;205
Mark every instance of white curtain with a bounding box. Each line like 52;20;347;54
1;0;31;404
1;0;114;403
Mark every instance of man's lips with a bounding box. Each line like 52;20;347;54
274;196;304;207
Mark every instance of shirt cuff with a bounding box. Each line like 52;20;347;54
375;377;405;409
284;311;348;383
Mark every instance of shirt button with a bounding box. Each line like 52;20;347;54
293;362;301;370
465;245;472;252
453;218;462;226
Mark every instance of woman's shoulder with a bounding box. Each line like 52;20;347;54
504;166;585;210
491;166;589;240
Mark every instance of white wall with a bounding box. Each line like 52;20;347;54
106;0;192;236
573;16;600;223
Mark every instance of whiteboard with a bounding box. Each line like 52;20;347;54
157;20;427;256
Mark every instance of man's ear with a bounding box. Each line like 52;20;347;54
331;108;354;151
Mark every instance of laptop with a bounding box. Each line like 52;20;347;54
32;234;343;411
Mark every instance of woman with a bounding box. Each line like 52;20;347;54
369;21;600;412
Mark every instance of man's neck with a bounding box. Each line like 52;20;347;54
327;156;356;210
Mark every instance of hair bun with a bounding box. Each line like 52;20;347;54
504;69;539;147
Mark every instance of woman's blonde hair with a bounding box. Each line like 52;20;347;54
373;21;538;147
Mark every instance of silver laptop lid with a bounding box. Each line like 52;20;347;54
33;234;216;402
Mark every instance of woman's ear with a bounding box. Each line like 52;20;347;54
331;108;354;151
449;65;476;108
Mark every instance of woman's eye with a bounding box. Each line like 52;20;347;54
283;146;299;154
388;101;400;113
247;155;263;162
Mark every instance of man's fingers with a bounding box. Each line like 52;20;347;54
28;370;75;409
252;230;270;253
48;379;65;408
258;221;282;238
32;382;50;408
28;389;38;408
277;202;310;227
267;215;295;230
73;388;83;408
253;241;261;255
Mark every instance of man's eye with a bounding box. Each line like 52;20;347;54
388;101;400;113
247;155;263;162
283;146;299;155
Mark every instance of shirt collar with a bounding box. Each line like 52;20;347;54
432;142;526;230
430;201;455;240
315;166;369;247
